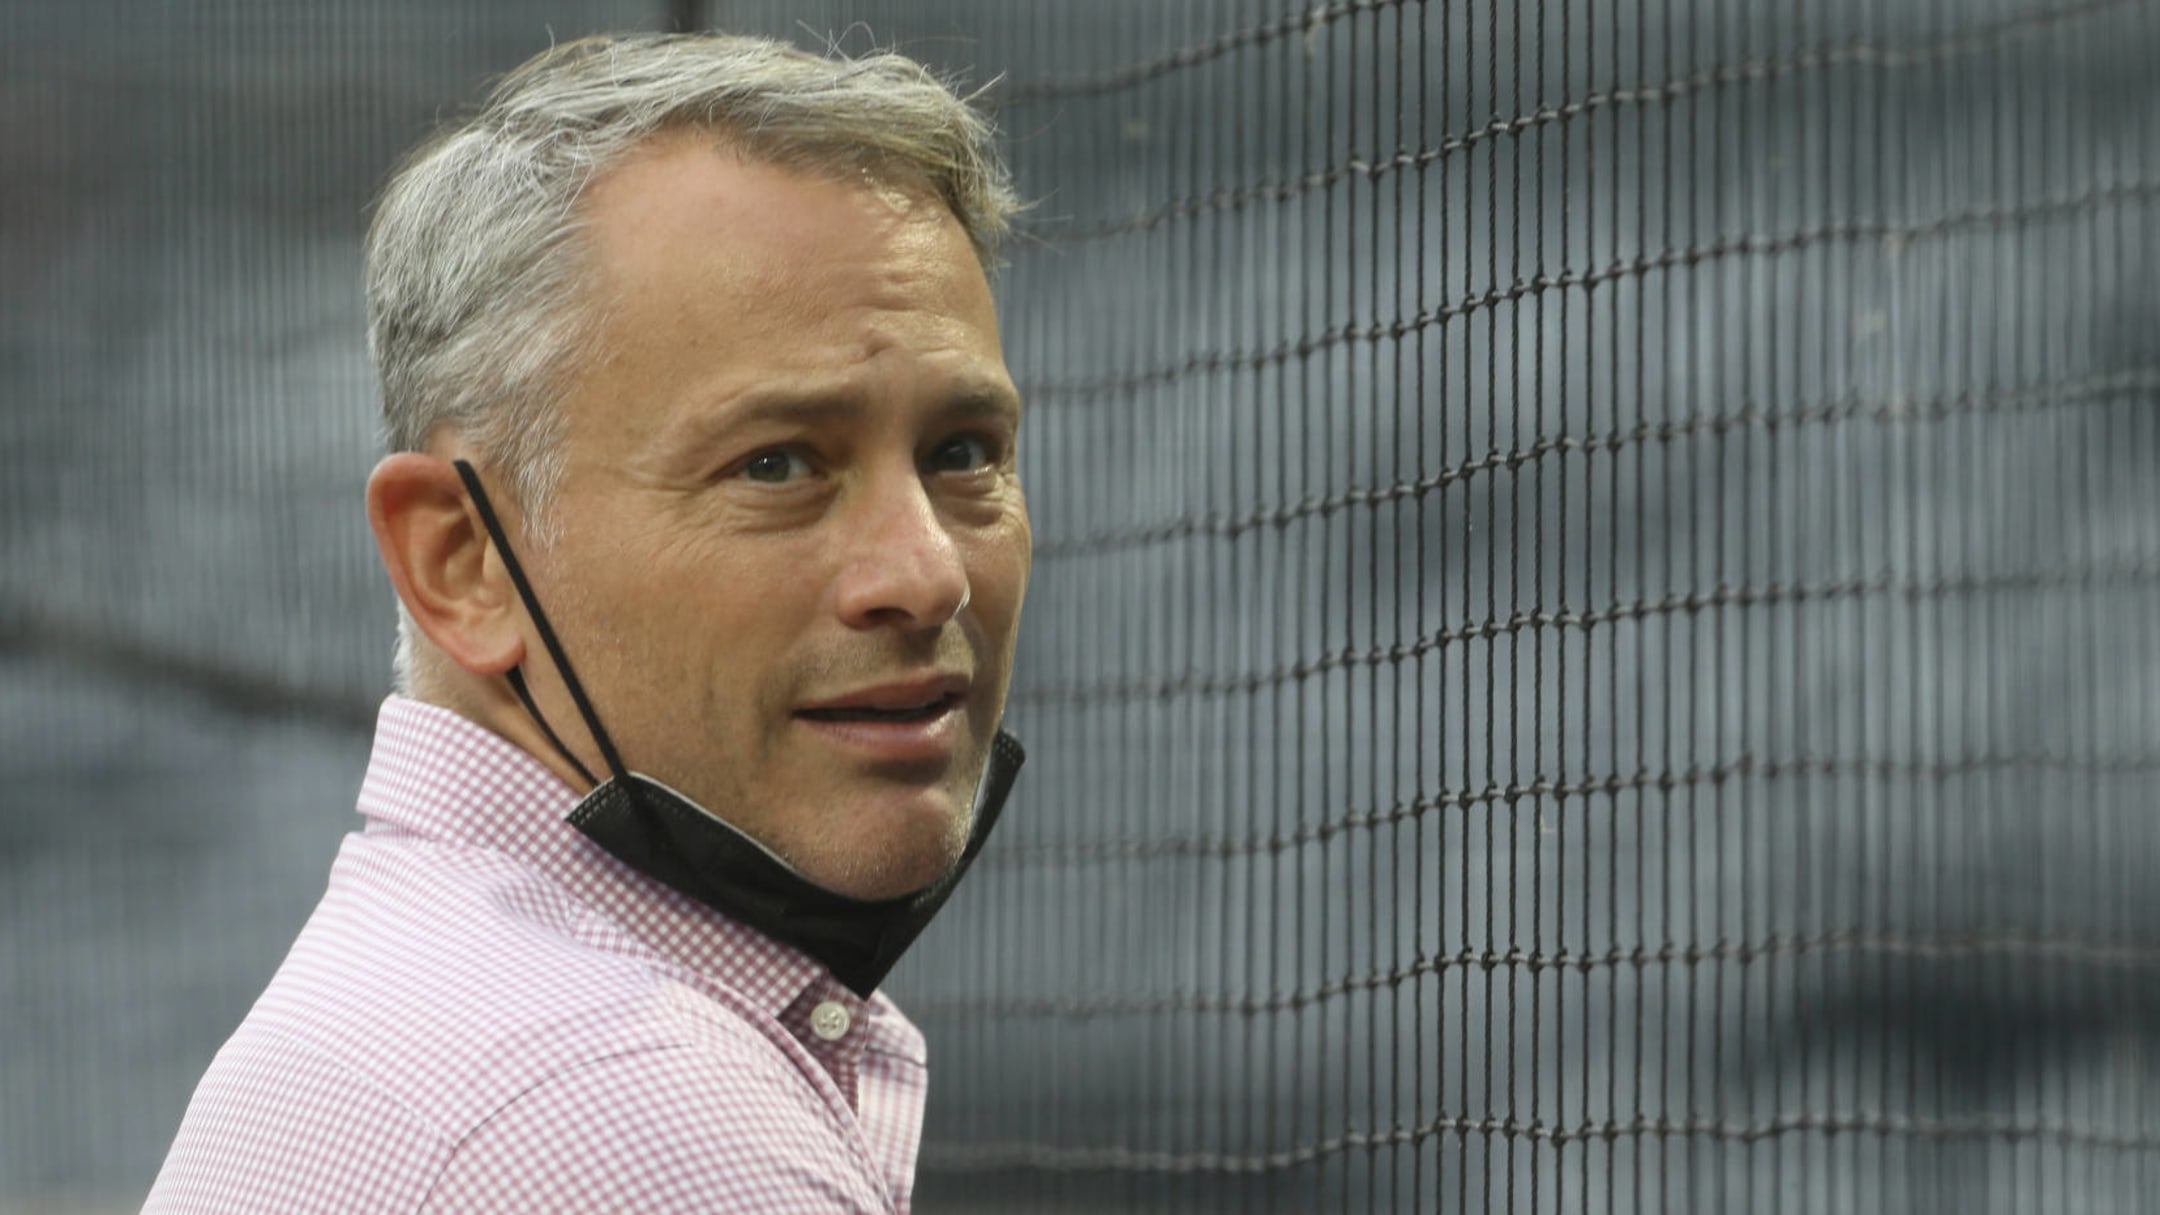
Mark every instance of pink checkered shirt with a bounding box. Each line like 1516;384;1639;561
145;696;930;1213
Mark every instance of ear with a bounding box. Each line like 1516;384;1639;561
366;452;526;678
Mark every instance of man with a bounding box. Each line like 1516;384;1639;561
146;32;1029;1213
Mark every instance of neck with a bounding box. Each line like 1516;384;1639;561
413;663;599;795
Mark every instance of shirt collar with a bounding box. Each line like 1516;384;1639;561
355;694;865;1025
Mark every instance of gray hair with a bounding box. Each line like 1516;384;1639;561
367;31;1020;691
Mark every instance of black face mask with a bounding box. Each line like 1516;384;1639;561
451;459;1023;999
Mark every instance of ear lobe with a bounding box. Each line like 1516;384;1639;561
366;452;527;677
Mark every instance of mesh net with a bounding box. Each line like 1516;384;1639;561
4;1;2158;1210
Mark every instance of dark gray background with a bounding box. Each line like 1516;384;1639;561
4;1;2157;1211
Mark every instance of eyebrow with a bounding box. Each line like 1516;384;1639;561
936;388;1025;422
685;382;1022;439
717;393;865;431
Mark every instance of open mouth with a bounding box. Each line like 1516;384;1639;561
796;693;962;725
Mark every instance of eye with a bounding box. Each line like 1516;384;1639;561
737;447;813;484
926;433;998;474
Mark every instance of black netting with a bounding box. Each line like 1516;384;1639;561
5;1;2158;1211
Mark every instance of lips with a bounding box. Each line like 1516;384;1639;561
793;674;971;764
796;693;961;724
795;674;970;725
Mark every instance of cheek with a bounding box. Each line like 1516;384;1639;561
609;531;790;695
967;505;1032;625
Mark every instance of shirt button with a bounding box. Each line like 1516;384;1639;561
810;1000;852;1041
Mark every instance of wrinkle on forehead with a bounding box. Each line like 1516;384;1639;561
587;136;953;289
561;132;1008;462
581;136;989;355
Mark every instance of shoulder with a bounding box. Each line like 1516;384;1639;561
146;1027;447;1214
419;1042;891;1214
151;990;883;1215
155;828;886;1211
242;829;725;1121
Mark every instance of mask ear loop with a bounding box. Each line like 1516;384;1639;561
452;459;629;787
504;668;600;788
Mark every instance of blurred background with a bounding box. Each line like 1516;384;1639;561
5;0;2159;1211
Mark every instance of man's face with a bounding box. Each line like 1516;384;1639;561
524;136;1029;901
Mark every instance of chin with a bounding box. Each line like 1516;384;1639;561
800;787;973;900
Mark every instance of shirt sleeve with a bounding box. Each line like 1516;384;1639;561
419;1044;894;1215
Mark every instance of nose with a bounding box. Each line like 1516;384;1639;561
831;471;970;632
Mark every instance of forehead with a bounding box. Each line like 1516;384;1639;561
576;134;1000;379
